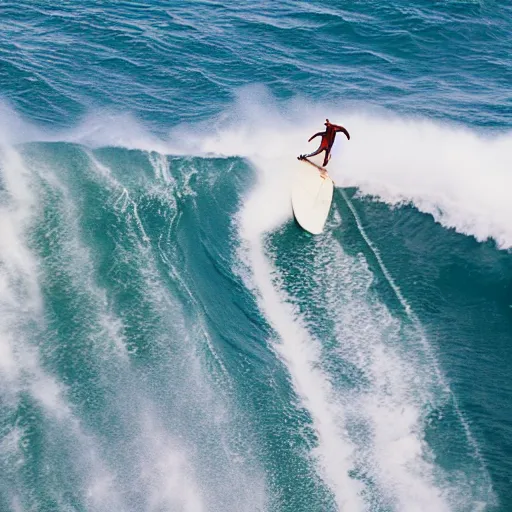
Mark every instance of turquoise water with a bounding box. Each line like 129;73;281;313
0;2;511;511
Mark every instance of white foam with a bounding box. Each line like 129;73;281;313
236;166;492;510
190;90;512;249
336;115;512;248
0;145;43;395
237;236;365;510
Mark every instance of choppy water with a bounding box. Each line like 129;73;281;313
0;1;511;511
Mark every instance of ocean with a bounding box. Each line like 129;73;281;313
0;1;511;511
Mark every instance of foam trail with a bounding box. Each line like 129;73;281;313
340;187;490;475
237;161;492;510
236;165;449;510
241;239;364;510
0;145;126;511
310;216;485;511
0;143;208;512
235;155;365;510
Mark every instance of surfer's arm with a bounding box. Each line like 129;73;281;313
334;125;350;140
308;131;324;142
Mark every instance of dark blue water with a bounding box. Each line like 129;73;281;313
0;2;511;511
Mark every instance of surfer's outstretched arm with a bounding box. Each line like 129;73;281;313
334;125;350;140
308;131;324;142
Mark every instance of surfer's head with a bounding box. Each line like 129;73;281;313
324;118;331;126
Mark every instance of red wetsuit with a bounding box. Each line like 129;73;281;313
300;121;350;167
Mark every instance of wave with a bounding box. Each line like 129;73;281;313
0;94;503;509
3;90;511;249
185;88;512;250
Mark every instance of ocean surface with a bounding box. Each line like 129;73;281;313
0;1;511;511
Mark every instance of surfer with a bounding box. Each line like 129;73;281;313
298;119;350;167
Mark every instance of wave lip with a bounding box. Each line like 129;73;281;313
183;91;512;250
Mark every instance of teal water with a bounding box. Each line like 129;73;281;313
0;2;511;511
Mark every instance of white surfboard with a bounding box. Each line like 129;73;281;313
292;158;334;234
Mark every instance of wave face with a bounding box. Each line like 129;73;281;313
0;1;511;511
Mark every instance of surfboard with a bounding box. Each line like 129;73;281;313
292;157;334;234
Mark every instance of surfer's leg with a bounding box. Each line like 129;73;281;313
322;149;331;167
300;147;325;159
